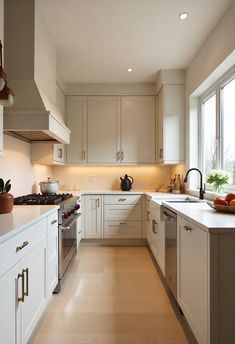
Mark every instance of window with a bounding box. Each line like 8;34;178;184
200;68;235;189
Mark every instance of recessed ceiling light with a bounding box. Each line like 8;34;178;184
127;68;133;72
179;12;189;20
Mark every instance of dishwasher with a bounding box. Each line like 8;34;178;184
161;206;177;299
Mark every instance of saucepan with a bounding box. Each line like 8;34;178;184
39;177;59;194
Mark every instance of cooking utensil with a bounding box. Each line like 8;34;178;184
39;177;59;194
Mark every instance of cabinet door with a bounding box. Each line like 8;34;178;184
21;238;47;344
67;96;88;163
157;88;164;163
47;212;58;296
122;96;156;163
87;96;121;163
177;217;208;344
0;263;20;344
53;144;65;164
84;195;102;238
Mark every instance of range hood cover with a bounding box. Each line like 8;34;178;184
3;0;70;144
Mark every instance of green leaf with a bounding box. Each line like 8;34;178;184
4;180;11;193
5;184;11;193
0;178;4;193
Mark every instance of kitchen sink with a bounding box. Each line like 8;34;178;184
167;197;200;203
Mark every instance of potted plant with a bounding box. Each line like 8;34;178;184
206;170;230;194
0;178;14;213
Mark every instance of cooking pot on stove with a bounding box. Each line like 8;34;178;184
39;177;59;194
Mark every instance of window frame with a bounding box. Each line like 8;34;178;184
199;66;235;192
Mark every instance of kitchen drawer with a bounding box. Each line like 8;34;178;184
0;218;47;278
104;205;142;221
104;194;142;205
104;221;142;238
47;211;58;234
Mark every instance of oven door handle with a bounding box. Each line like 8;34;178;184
61;213;81;231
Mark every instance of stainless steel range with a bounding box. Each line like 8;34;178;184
14;193;81;292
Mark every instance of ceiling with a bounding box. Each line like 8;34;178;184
38;0;232;83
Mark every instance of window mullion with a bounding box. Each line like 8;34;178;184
216;85;222;170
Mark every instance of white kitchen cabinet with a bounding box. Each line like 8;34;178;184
121;96;156;163
149;200;165;275
177;216;208;344
66;96;88;163
21;237;47;344
104;194;143;239
87;96;121;164
46;212;59;296
0;211;58;344
157;85;184;164
84;195;102;238
0;262;20;344
31;143;65;164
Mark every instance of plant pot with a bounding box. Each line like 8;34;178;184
0;193;14;213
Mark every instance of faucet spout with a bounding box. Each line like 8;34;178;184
184;168;205;200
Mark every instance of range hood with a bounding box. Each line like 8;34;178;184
3;0;70;144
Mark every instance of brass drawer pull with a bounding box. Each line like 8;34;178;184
118;198;126;202
17;272;25;303
184;225;192;232
23;268;29;297
120;222;126;225
16;241;29;252
51;219;57;225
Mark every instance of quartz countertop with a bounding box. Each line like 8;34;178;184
162;201;235;233
0;205;59;244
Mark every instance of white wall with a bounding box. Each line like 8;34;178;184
0;135;52;196
185;0;235;173
52;164;174;191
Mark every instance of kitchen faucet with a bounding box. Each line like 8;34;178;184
183;168;205;200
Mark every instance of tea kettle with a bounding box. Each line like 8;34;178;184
120;174;134;191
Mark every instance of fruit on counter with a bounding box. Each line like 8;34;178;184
213;198;228;206
229;199;235;207
225;193;235;203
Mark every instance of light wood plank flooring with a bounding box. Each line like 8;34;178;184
33;247;189;344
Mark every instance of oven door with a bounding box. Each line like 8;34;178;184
60;214;79;277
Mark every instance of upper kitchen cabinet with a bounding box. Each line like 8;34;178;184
31;143;65;165
156;70;185;164
66;96;88;163
121;96;155;163
87;96;121;164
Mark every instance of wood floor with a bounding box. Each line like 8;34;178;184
33;247;189;344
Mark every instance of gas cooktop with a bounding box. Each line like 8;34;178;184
14;193;73;205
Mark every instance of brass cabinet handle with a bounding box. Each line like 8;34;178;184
147;211;151;222
120;222;126;225
51;219;57;225
96;198;100;208
82;150;86;160
184;225;192;232
160;148;163;159
121;151;124;161
17;272;25;303
58;148;63;159
23;268;29;297
152;220;158;234
16;241;29;252
118;198;126;202
116;151;120;161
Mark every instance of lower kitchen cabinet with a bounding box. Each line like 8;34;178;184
21;237;47;344
177;216;209;344
149;200;165;275
0;262;20;344
104;221;142;238
84;195;102;238
0;210;59;344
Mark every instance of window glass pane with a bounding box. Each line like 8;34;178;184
202;94;216;175
222;78;235;183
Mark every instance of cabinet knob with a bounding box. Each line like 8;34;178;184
184;225;192;232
